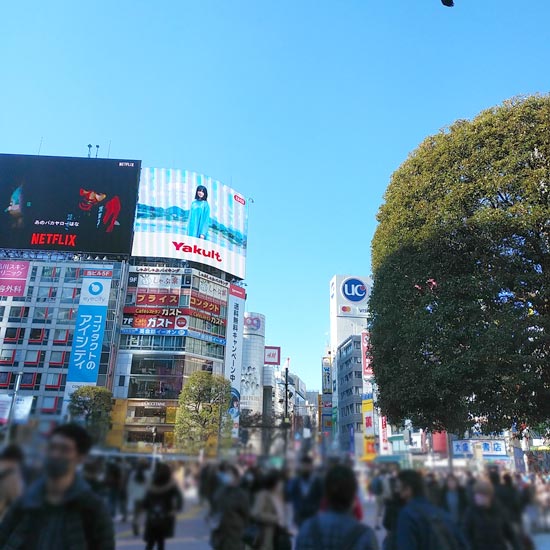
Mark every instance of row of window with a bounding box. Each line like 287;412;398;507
339;385;363;400
340;403;363;418
120;335;224;359
0;349;71;367
0;371;66;390
1;328;72;346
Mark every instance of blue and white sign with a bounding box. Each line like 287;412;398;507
64;267;113;409
452;439;508;458
341;278;368;303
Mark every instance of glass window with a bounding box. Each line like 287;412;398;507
20;372;36;387
25;350;40;364
53;329;69;343
118;375;125;387
0;350;15;364
49;351;66;365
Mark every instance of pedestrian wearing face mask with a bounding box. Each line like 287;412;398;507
0;423;114;550
210;464;250;550
462;479;522;550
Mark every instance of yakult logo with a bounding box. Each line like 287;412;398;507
341;278;368;303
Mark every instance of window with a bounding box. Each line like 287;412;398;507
33;307;49;323
118;375;126;387
8;307;29;322
125;292;136;305
64;267;82;282
20;373;37;388
0;306;5;318
24;350;40;364
41;267;59;282
61;287;80;303
29;328;49;343
41;396;60;414
53;329;70;344
49;351;68;366
4;328;24;343
0;350;15;365
57;308;77;322
37;286;57;302
45;372;62;388
0;372;11;387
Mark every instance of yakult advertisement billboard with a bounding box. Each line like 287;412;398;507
132;168;249;279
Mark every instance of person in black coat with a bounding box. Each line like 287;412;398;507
143;462;184;550
439;474;468;525
462;479;521;550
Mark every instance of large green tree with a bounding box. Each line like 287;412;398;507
68;386;113;444
174;371;231;455
370;95;550;434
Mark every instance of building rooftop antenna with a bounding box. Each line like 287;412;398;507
87;144;92;158
95;145;100;158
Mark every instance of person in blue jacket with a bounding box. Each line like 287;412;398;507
187;185;210;239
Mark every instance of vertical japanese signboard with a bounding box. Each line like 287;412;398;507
0;260;29;297
362;379;376;461
224;284;246;438
361;331;373;378
64;267;113;404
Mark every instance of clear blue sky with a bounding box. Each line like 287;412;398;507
1;1;549;390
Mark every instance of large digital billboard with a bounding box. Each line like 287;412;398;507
132;168;249;279
0;154;141;255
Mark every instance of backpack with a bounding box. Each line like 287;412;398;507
370;476;384;496
412;505;462;550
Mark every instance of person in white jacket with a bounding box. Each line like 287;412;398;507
127;460;151;536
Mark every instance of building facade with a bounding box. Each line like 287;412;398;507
328;275;371;448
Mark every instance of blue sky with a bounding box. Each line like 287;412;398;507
1;1;549;390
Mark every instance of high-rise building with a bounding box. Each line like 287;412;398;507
0;157;250;453
241;312;265;414
328;275;372;447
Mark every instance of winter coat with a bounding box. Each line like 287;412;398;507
0;474;114;550
211;484;250;550
287;475;323;526
251;489;286;550
462;503;522;550
143;481;183;541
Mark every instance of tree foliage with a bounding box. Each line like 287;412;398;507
370;95;550;434
68;386;113;444
174;371;231;455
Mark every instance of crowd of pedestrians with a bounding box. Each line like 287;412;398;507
1;426;548;550
0;423;189;550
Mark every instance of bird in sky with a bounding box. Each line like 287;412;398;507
441;0;454;6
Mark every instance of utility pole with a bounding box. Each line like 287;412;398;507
283;358;290;457
3;372;23;445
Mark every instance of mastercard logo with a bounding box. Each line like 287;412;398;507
341;306;351;312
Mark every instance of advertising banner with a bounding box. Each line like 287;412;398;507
379;415;391;455
224;284;246;437
264;346;281;365
64;267;113;401
0;394;11;425
362;397;376;461
132;168;249;279
361;331;373;378
136;292;180;306
12;395;33;424
322;357;332;394
0;154;140;255
334;276;371;317
0;260;29;297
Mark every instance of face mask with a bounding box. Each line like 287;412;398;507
45;456;72;479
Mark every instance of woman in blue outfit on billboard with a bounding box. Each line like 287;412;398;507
187;185;210;239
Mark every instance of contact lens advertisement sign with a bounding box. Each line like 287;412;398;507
0;154;141;255
132;168;249;279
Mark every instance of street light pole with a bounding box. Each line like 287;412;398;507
3;372;23;445
283;359;290;457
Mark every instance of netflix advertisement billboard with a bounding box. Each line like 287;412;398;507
0;154;141;255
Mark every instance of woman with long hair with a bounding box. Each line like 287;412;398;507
187;185;210;239
142;462;183;550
